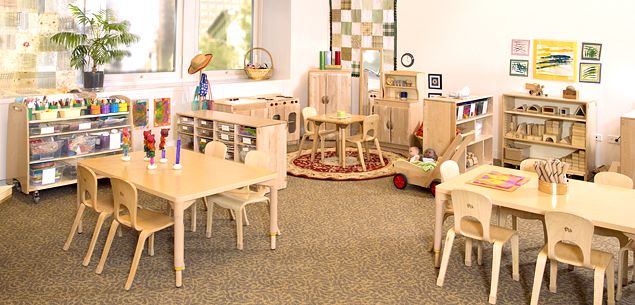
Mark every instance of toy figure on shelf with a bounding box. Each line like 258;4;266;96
121;128;131;161
143;130;152;161
422;148;438;162
147;133;157;170
159;128;169;163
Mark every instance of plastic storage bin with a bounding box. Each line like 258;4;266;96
180;134;194;150
66;135;97;156
198;119;213;128
199;128;213;138
218;132;234;142
238;126;256;137
179;116;194;125
30;140;64;161
217;122;234;132
178;124;194;134
29;163;63;186
102;117;127;127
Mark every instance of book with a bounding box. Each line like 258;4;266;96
467;171;529;192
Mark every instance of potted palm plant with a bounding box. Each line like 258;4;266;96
51;4;139;90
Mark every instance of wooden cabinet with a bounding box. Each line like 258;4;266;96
382;70;425;101
176;111;288;189
372;99;423;148
501;93;596;180
621;110;635;181
422;96;494;172
308;69;352;115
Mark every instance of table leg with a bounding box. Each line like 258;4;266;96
434;192;447;268
339;125;347;167
269;186;280;250
310;122;321;162
173;201;185;287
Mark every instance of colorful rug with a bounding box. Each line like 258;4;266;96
288;148;405;181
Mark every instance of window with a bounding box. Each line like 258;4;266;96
198;0;253;71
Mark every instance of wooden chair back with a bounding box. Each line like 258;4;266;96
594;172;634;189
451;188;494;242
520;158;541;172
204;141;228;159
440;160;460;182
302;107;318;133
362;114;379;139
110;177;141;231
77;164;100;211
544;211;594;268
244;150;271;196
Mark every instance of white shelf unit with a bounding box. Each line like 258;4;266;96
176;111;288;189
501;93;596;180
6;102;132;202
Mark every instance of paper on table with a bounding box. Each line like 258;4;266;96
42;168;56;185
109;133;121;149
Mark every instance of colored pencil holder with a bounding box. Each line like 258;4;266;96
538;180;568;195
90;105;101;115
100;104;110;114
119;103;128;112
110;103;119;113
35;106;45;111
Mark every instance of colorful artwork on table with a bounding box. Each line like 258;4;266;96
581;42;602;60
533;39;577;82
511;39;530;56
132;99;148;128
153;98;171;128
579;63;601;83
509;59;529;77
329;0;397;77
467;171;530;192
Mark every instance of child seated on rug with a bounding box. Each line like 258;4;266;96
410;147;439;172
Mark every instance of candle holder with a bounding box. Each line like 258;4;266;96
160;149;167;163
147;156;157;170
172;163;182;170
121;146;130;161
173;137;182;170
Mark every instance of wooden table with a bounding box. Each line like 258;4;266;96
307;114;366;167
433;165;635;267
79;148;278;287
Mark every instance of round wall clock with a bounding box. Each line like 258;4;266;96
401;53;414;67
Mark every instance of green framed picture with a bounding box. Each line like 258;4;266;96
581;42;602;61
579;63;601;83
509;59;529;77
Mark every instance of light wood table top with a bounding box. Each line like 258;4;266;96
308;113;366;125
432;164;635;267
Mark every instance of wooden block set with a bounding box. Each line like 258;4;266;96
561;150;586;173
514;103;586;119
571;122;586;147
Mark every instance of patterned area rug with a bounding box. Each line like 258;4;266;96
288;148;405;180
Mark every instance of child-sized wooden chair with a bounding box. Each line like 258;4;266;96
345;114;384;171
428;160;459;252
63;164;118;267
297;107;338;159
205;151;272;250
437;189;520;304
95;177;174;290
520;158;542;172
618;233;635;300
530;211;615;305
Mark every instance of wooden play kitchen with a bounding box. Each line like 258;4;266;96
501;93;596;180
175;110;287;189
6;99;132;203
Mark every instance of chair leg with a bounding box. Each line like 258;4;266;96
593;266;606;305
465;238;473;267
477;241;484;266
356;142;366;171
242;208;250;226
320;135;326;161
617;248;629;300
436;229;456;287
549;259;558;293
530;252;548;305
63;204;86;251
117;226;123;237
374;138;385;166
148;233;155;256
236;208;244;250
229;209;236;220
511;234;519;281
363;142;370;159
618;236;630;286
82;212;110;266
205;199;214;238
95;220;120;274
297;134;307;158
489;242;503;304
125;231;149;291
190;202;197;232
511;216;518;230
607;260;616;305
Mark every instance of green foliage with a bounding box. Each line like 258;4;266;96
199;0;252;70
50;4;139;72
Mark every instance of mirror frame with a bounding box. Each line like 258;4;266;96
359;47;383;115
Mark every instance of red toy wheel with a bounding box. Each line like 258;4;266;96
393;174;408;189
429;180;441;196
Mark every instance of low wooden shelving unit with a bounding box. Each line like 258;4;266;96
501;92;596;180
175;110;287;189
6;103;132;202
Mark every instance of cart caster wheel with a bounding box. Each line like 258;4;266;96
13;180;21;193
393;174;408;190
429;180;441;197
32;191;40;204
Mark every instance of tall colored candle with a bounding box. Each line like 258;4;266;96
175;138;181;164
325;51;332;65
334;51;341;65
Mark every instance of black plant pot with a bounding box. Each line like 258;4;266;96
83;71;104;90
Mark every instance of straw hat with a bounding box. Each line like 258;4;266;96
188;53;213;74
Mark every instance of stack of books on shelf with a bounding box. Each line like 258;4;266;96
456;98;489;120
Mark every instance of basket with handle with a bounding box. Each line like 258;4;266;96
244;47;273;80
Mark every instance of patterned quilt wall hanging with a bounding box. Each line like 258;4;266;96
330;0;397;77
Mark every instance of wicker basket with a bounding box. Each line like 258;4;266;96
244;47;273;80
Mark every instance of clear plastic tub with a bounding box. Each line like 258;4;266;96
29;162;63;186
30;140;64;161
66;135;97;156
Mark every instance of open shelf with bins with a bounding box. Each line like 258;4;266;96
6;103;132;202
382;70;425;101
501;92;596;180
176;111;287;189
422;95;494;173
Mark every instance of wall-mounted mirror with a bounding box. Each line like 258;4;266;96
359;48;383;115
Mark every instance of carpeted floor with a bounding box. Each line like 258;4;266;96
0;176;633;304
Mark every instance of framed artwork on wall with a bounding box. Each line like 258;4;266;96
533;39;577;82
579;63;601;83
428;92;442;98
511;39;530;56
581;42;602;61
428;74;442;89
509;59;529;77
